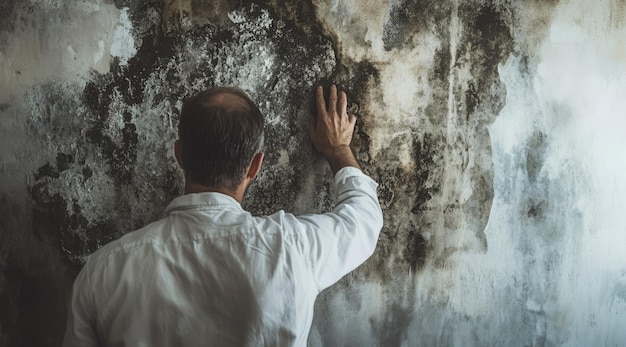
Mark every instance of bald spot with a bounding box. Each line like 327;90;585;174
203;92;251;113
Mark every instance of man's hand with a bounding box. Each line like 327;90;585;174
309;84;361;174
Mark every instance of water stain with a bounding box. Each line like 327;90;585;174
0;0;17;32
425;19;452;127
404;226;429;272
383;0;451;51
458;2;513;101
21;1;338;266
1;0;571;344
526;131;546;183
370;301;413;346
412;134;441;213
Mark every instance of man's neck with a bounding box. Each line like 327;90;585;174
184;181;245;203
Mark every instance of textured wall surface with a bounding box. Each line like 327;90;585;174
1;0;626;346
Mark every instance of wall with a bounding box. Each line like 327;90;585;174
1;0;625;345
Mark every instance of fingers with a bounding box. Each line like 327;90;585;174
317;84;348;117
339;91;347;117
310;84;357;159
328;85;338;114
316;85;326;118
348;113;356;127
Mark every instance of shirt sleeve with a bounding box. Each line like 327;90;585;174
285;166;384;291
63;261;100;347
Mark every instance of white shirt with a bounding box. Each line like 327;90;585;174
63;167;383;347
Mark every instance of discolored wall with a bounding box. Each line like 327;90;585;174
1;0;625;345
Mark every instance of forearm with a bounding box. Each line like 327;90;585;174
293;167;382;290
325;145;361;175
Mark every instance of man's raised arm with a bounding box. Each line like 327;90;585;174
285;84;383;290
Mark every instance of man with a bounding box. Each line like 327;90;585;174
63;84;383;346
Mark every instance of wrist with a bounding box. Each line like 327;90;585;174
325;145;360;175
324;144;352;159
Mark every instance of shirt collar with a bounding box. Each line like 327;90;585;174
165;192;244;214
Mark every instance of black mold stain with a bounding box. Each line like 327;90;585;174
3;257;73;346
526;198;547;220
56;153;74;173
0;192;80;347
370;302;413;346
82;166;93;180
261;0;327;38
85;121;138;185
34;163;59;180
425;20;452;128
405;226;429;272
0;0;17;32
80;5;177;187
24;0;338;266
411;134;440;213
526;131;546;182
465;81;480;118
383;0;451;51
459;3;514;96
29;176;121;263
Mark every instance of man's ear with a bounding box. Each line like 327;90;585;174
174;140;184;170
246;152;265;179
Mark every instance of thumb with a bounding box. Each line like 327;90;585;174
348;113;357;127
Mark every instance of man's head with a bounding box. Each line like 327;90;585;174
176;87;265;192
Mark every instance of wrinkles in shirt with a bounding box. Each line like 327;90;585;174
63;167;382;347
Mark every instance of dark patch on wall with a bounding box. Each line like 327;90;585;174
438;1;513;257
21;0;338;268
459;2;513;96
263;0;325;37
405;226;429;272
370;302;413;346
188;0;234;25
84;112;139;185
29;173;121;262
526;197;547;220
334;61;380;108
0;194;80;347
383;0;452;51
466;82;480;117
412;134;441;213
526;131;546;182
34;163;59;180
0;0;16;32
56;153;74;173
425;20;452;128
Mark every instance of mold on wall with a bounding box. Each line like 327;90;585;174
1;0;626;346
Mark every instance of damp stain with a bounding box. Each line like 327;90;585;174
457;2;514;120
526;131;547;183
23;2;340;265
0;0;16;32
370;301;413;346
383;0;451;51
412;134;441;213
404;226;429;272
1;0;580;344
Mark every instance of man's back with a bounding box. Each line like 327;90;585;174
64;167;382;346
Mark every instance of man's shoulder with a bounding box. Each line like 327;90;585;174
85;217;168;267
